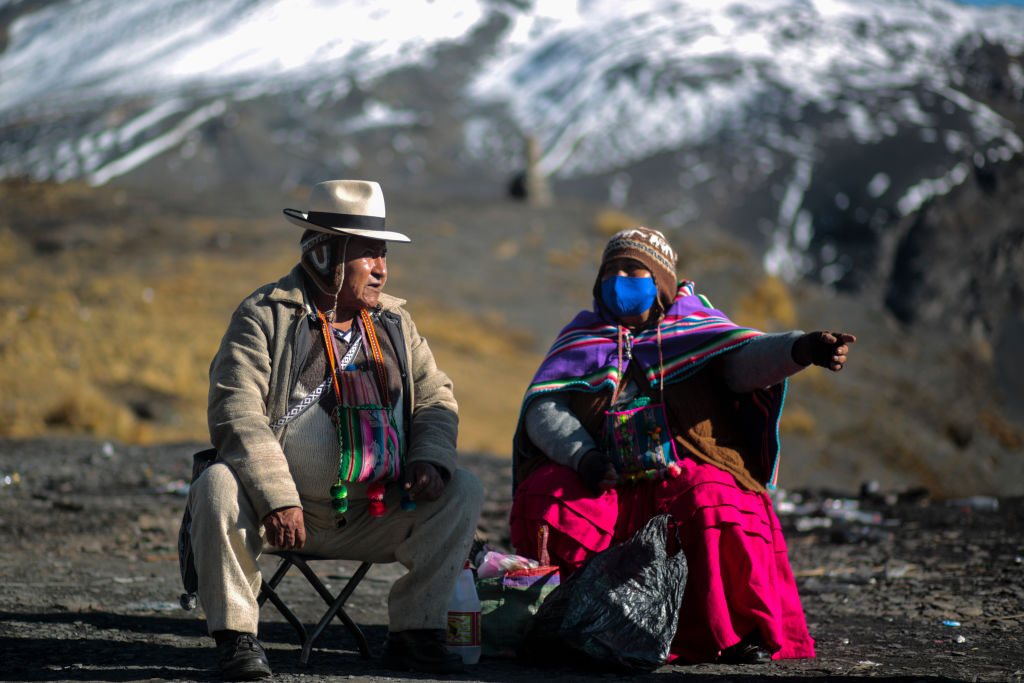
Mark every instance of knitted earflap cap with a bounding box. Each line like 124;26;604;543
595;227;679;316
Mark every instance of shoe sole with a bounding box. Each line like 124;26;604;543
220;659;273;681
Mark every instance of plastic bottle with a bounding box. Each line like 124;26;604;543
445;560;482;665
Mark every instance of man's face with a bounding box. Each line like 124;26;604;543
337;236;388;311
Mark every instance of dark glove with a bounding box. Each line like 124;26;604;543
577;449;618;495
402;461;445;502
791;331;857;371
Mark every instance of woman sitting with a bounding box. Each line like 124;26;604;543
510;227;855;664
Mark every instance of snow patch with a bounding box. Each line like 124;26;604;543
867;172;891;198
87;100;227;185
896;161;970;215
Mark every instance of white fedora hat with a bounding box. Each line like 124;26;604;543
283;179;410;242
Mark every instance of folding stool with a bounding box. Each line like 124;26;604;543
257;551;374;665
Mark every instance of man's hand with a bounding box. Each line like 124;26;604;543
402;461;445;503
792;331;857;371
578;450;618;495
263;506;306;550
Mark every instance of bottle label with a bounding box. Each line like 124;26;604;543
446;611;480;647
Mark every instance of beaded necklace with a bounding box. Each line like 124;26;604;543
609;322;664;405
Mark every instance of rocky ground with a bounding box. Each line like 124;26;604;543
2;437;1023;682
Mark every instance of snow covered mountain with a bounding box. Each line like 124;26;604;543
2;0;1024;333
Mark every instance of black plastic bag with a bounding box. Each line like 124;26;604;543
177;448;216;610
519;513;687;673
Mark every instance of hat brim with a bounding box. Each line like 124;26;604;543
283;209;411;243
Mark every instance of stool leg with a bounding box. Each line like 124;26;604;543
293;560;374;664
325;562;373;660
258;555;294;601
258;557;308;646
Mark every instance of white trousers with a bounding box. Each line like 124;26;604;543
188;462;484;635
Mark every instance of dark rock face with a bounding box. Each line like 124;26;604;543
878;39;1024;340
866;40;1024;419
884;155;1024;339
996;315;1024;421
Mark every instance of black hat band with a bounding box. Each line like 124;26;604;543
307;212;386;229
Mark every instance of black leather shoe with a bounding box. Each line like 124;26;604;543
382;629;465;674
216;632;272;680
717;631;773;664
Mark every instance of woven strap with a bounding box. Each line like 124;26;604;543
318;308;389;407
359;309;390;406
269;377;332;430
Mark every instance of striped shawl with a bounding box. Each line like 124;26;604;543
514;281;787;490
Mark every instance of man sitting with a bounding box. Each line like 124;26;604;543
188;180;483;680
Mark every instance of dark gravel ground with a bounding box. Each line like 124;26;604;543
1;437;1023;683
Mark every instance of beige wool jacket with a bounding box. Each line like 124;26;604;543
207;264;459;521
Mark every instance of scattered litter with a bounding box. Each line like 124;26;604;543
774;489;883;522
821;498;882;524
955;635;967;643
896;487;932;504
794;517;832;532
848;660;883;672
943;620;961;627
946;496;999;512
152;480;190;496
771;485;928;545
882;563;915;580
101;442;115;458
829;525;893;545
842;509;883;524
1;472;21;487
474;546;539;579
860;480;881;496
121;600;181;612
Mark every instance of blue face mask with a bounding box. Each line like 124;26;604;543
601;275;658;317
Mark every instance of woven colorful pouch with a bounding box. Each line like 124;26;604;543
603;400;680;483
332;404;402;484
332;366;402;483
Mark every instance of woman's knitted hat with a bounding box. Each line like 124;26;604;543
595;227;679;315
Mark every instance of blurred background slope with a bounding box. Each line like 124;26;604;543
1;0;1022;497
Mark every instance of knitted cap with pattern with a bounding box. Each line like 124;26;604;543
595;227;679;315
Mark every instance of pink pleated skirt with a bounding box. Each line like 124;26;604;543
509;458;815;662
